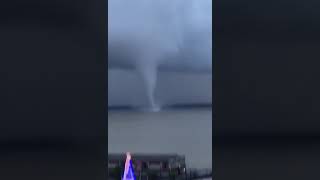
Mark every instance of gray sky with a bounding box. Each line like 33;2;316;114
108;0;212;107
108;70;212;107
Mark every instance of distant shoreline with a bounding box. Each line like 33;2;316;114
108;104;212;111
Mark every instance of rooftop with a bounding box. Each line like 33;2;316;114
108;153;185;162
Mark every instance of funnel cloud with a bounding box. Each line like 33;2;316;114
108;0;212;111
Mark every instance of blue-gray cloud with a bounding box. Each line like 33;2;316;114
108;0;212;110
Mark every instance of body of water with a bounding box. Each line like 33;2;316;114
108;108;212;169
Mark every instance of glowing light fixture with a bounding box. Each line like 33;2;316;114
122;152;136;180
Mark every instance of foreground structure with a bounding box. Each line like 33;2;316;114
108;153;212;180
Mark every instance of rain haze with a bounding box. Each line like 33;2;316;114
108;0;212;171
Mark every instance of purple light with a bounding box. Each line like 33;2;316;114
122;152;136;180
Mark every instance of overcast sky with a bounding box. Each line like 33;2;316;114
108;0;212;107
